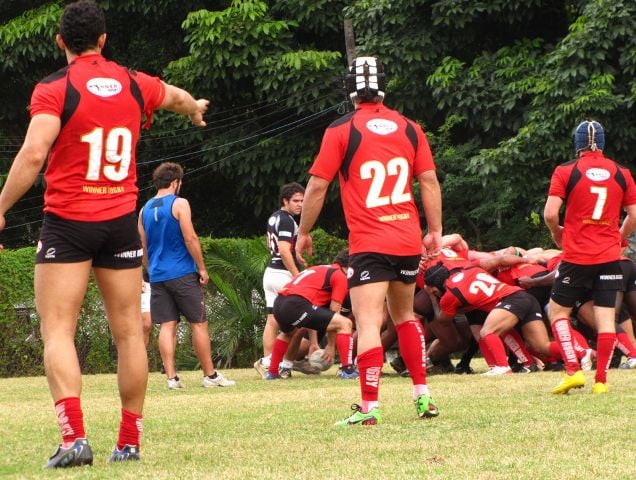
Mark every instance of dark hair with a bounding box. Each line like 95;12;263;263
333;248;349;267
279;182;305;206
153;162;184;189
60;1;106;55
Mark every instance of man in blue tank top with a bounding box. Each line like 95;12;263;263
139;162;235;389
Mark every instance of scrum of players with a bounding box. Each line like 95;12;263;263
263;232;636;381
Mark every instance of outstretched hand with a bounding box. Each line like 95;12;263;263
189;99;210;127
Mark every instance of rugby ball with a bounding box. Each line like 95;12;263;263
309;349;334;371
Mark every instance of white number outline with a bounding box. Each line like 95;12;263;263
292;269;317;285
82;127;133;182
360;157;412;208
590;186;607;220
468;272;500;298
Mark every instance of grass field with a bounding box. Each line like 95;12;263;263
1;361;636;479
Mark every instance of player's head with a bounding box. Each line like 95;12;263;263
59;0;106;55
345;56;386;104
153;162;184;191
333;248;349;268
574;119;604;155
279;182;305;207
424;262;450;294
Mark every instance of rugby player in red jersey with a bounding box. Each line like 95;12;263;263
297;57;443;425
266;249;356;379
544;120;636;394
0;0;208;467
424;263;556;373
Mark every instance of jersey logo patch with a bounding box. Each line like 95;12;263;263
585;168;610;182
366;118;398;135
86;78;122;97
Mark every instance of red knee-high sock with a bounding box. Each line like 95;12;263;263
395;320;427;385
571;329;590;357
336;333;354;367
615;332;636;357
478;337;496;367
551;318;579;375
268;338;289;375
482;333;509;367
357;346;383;404
55;397;85;446
502;330;533;366
595;332;617;384
117;408;143;450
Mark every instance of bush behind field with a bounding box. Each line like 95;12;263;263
0;229;346;377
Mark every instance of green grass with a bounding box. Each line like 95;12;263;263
2;361;636;479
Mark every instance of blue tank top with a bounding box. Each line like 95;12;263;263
141;194;197;282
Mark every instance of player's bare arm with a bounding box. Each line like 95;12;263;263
160;83;209;127
0;114;60;231
620;204;636;242
417;169;443;257
278;240;300;276
296;175;330;259
173;197;209;284
543;195;564;247
137;208;149;270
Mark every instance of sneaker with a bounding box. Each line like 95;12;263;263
581;349;596;371
390;356;408;376
543;361;565;372
427;359;455;375
279;367;292;379
415;394;439;419
454;364;474;375
334;404;382;426
44;438;93;469
618;357;636;369
592;382;608;394
551;370;586;394
202;371;236;387
337;365;359;379
482;366;512;376
292;359;321;375
514;364;539;374
254;359;268;379
167;376;185;389
265;371;281;380
108;444;141;463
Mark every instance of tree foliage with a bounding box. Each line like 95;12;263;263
1;0;636;251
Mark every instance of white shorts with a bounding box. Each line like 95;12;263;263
141;281;151;313
262;267;293;309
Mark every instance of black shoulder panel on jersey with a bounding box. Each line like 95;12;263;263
340;123;362;182
329;111;355;128
322;267;335;292
614;166;627;192
448;286;470;308
60;78;80;130
127;70;145;117
405;120;418;152
40;66;69;85
564;160;581;199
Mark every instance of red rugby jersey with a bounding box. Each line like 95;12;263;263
548;151;636;264
30;54;165;221
496;263;549;286
279;264;348;307
310;102;436;255
438;266;522;317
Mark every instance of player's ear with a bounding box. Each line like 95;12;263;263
55;34;65;51
97;33;107;50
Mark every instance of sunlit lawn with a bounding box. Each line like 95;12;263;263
1;360;636;479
